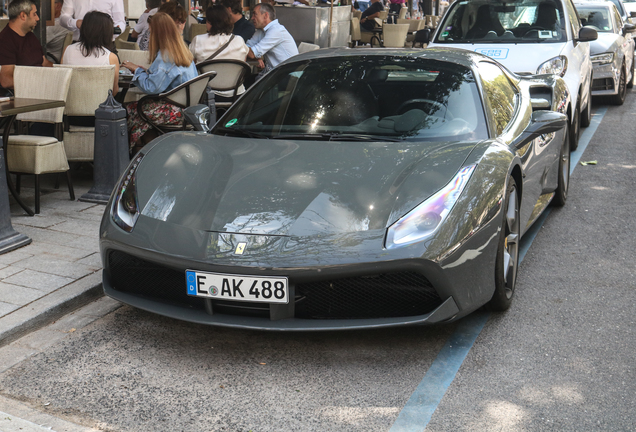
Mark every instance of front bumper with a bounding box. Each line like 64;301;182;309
592;63;620;96
100;210;501;331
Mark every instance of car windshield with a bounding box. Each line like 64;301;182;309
212;56;488;142
435;0;567;43
576;6;614;31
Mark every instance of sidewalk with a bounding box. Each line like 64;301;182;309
0;167;106;346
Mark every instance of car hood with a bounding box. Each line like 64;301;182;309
589;32;620;55
429;42;565;74
134;133;480;237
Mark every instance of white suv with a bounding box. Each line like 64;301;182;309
428;0;597;149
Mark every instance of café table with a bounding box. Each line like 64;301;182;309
0;97;65;253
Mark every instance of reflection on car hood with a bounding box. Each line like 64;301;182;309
589;32;621;56
430;42;565;74
135;132;480;237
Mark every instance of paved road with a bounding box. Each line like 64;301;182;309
0;94;634;431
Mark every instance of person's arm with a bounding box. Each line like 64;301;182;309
42;56;53;67
109;52;119;96
0;64;14;89
247;27;282;61
129;58;172;94
59;1;78;32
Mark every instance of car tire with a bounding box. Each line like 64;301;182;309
569;102;580;151
610;62;627;106
627;56;634;89
488;176;520;312
581;80;592;128
552;128;569;207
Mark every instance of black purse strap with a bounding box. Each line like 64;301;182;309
206;34;235;61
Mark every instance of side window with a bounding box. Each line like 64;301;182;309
613;7;623;33
478;62;518;136
564;0;582;38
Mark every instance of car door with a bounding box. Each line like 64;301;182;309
478;61;552;229
614;6;635;75
563;0;592;110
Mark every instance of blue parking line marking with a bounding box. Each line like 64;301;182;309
390;107;608;431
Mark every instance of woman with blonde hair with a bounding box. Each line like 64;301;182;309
121;12;198;153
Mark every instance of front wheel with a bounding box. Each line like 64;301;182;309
581;80;592;128
569;102;580;151
488;177;520;312
610;62;627;105
552;128;570;207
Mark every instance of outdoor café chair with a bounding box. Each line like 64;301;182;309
137;71;217;135
196;60;251;111
382;23;410;47
8;66;74;214
54;64;116;163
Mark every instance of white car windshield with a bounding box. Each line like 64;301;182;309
576;6;614;32
436;0;567;43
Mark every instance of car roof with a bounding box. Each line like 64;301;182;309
282;47;496;71
574;1;615;7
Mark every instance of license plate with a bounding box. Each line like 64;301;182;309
186;270;288;304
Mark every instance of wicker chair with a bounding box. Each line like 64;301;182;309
137;71;217;134
298;42;320;53
196;60;251;110
8;66;74;214
190;23;208;41
382;23;410;47
115;39;140;50
53;64;116;162
117;49;151;69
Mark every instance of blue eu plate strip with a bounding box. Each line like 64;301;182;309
186;270;197;296
390;106;607;431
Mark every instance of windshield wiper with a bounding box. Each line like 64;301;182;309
328;133;403;142
219;128;269;139
271;133;332;140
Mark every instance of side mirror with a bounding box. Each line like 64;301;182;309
624;23;636;34
513;110;568;148
577;26;598;42
630;11;636;17
184;105;211;132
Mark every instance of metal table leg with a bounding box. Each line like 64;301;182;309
2;115;35;216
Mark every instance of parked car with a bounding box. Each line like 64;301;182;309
427;0;597;151
575;1;636;104
100;48;571;331
594;0;636;24
621;0;636;17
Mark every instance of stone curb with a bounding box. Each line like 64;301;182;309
0;271;103;348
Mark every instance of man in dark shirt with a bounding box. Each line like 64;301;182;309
0;0;52;95
361;0;384;31
221;0;255;42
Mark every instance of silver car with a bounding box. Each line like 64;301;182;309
576;1;636;104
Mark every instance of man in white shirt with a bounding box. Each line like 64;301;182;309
247;3;298;77
60;0;126;42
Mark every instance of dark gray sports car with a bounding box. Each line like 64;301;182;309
100;48;570;330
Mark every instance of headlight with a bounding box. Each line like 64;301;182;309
591;52;614;65
385;165;476;249
536;56;568;76
111;153;144;232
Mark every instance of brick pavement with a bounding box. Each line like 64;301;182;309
0;168;106;347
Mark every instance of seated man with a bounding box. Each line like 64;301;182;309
360;0;384;31
246;3;298;78
221;0;255;42
0;0;53;96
